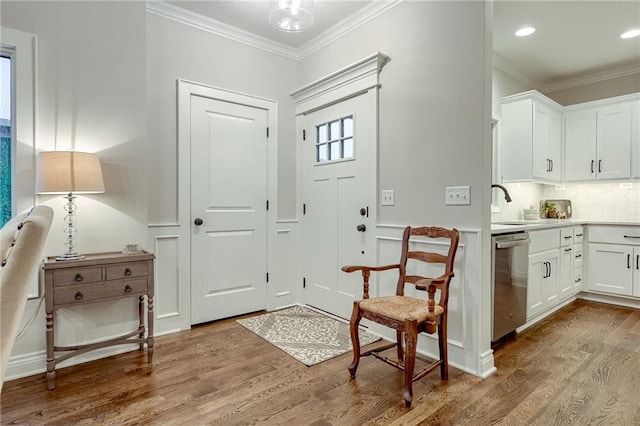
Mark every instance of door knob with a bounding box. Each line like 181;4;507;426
357;224;366;232
194;218;204;226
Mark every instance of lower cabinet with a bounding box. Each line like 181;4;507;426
587;225;640;298
528;249;560;319
559;245;574;301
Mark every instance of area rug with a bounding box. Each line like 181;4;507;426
236;305;380;366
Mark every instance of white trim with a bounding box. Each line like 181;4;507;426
542;63;640;94
146;1;401;62
291;52;390;115
146;1;298;60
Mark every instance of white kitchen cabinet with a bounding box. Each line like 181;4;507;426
559;245;573;301
565;100;632;181
587;225;640;297
632;100;640;179
572;226;584;294
527;228;561;320
501;91;563;183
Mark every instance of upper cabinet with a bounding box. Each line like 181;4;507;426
500;91;640;184
565;101;632;181
632;100;640;179
501;91;563;183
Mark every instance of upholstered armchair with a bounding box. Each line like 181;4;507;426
0;205;53;389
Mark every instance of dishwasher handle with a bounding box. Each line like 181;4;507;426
496;238;531;249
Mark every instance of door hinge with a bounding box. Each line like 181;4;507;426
303;277;306;288
302;129;306;141
267;127;269;138
266;200;269;210
303;203;306;215
266;272;269;283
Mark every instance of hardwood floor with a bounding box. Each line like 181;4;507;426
2;299;639;425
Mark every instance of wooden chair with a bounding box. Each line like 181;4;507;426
342;226;459;407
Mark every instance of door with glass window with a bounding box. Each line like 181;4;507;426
302;91;376;320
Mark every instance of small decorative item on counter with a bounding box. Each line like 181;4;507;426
523;205;539;220
540;201;557;218
122;242;141;254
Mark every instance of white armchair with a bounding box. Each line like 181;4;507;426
0;205;53;390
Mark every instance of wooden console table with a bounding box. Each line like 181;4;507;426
44;251;155;390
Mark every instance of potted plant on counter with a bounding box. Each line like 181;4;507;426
541;201;557;219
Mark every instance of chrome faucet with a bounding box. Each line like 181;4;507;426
491;184;512;203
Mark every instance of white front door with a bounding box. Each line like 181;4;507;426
190;94;268;324
302;92;376;320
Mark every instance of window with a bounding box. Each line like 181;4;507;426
315;115;354;163
0;53;12;226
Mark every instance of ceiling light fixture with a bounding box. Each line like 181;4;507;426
269;0;314;33
620;29;640;39
515;27;536;37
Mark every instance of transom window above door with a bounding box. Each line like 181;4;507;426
315;115;353;163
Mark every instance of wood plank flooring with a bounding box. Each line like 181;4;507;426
2;299;639;425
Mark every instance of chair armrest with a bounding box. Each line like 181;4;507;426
415;272;454;291
341;264;400;273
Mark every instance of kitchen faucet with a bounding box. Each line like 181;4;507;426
491;184;512;203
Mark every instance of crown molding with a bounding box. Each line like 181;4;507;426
147;1;401;62
297;0;402;59
146;1;299;60
492;53;541;90
541;63;640;93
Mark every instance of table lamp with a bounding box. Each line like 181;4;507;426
36;151;105;260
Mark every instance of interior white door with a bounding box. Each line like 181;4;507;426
302;92;376;320
190;94;268;324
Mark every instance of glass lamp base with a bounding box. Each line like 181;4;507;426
56;252;85;261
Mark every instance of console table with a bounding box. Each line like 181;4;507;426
44;251;155;390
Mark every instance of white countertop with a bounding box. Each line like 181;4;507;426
491;219;640;235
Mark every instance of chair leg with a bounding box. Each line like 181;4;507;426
348;302;362;379
403;318;418;408
396;330;404;361
438;316;448;380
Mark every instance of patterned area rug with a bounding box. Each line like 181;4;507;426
236;305;380;366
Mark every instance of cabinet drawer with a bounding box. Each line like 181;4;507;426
560;227;574;247
573;226;584;243
574;245;584;268
53;267;102;286
54;278;147;306
106;262;148;281
529;229;560;253
587;225;640;244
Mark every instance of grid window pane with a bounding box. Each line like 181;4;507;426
329;120;340;140
317;124;327;143
343;117;353;138
330;141;340;160
343;138;354;158
317;144;327;162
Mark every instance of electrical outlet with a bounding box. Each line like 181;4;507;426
382;190;395;206
445;186;471;205
620;182;633;189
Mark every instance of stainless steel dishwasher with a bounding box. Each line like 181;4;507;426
492;232;530;342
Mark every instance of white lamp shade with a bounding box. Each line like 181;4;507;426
36;151;105;194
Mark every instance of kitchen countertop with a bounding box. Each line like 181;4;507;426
491;219;640;235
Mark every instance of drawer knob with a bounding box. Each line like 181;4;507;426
124;268;132;276
75;291;83;301
124;285;132;293
75;273;83;282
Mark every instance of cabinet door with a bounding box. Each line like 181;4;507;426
634;247;640;297
564;109;597;181
559;246;573;301
532;103;562;181
573;268;583;294
588;243;633;296
596;103;631;180
632;100;640;179
528;249;559;319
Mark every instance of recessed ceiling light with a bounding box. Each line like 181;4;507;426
620;29;640;39
515;27;536;37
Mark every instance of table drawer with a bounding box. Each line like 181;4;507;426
54;278;147;306
53;267;102;286
106;262;148;281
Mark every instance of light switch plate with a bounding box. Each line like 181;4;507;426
382;190;395;206
445;186;471;205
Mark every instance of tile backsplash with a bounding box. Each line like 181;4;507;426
492;182;640;222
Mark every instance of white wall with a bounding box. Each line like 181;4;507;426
298;1;495;376
1;0;148;378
